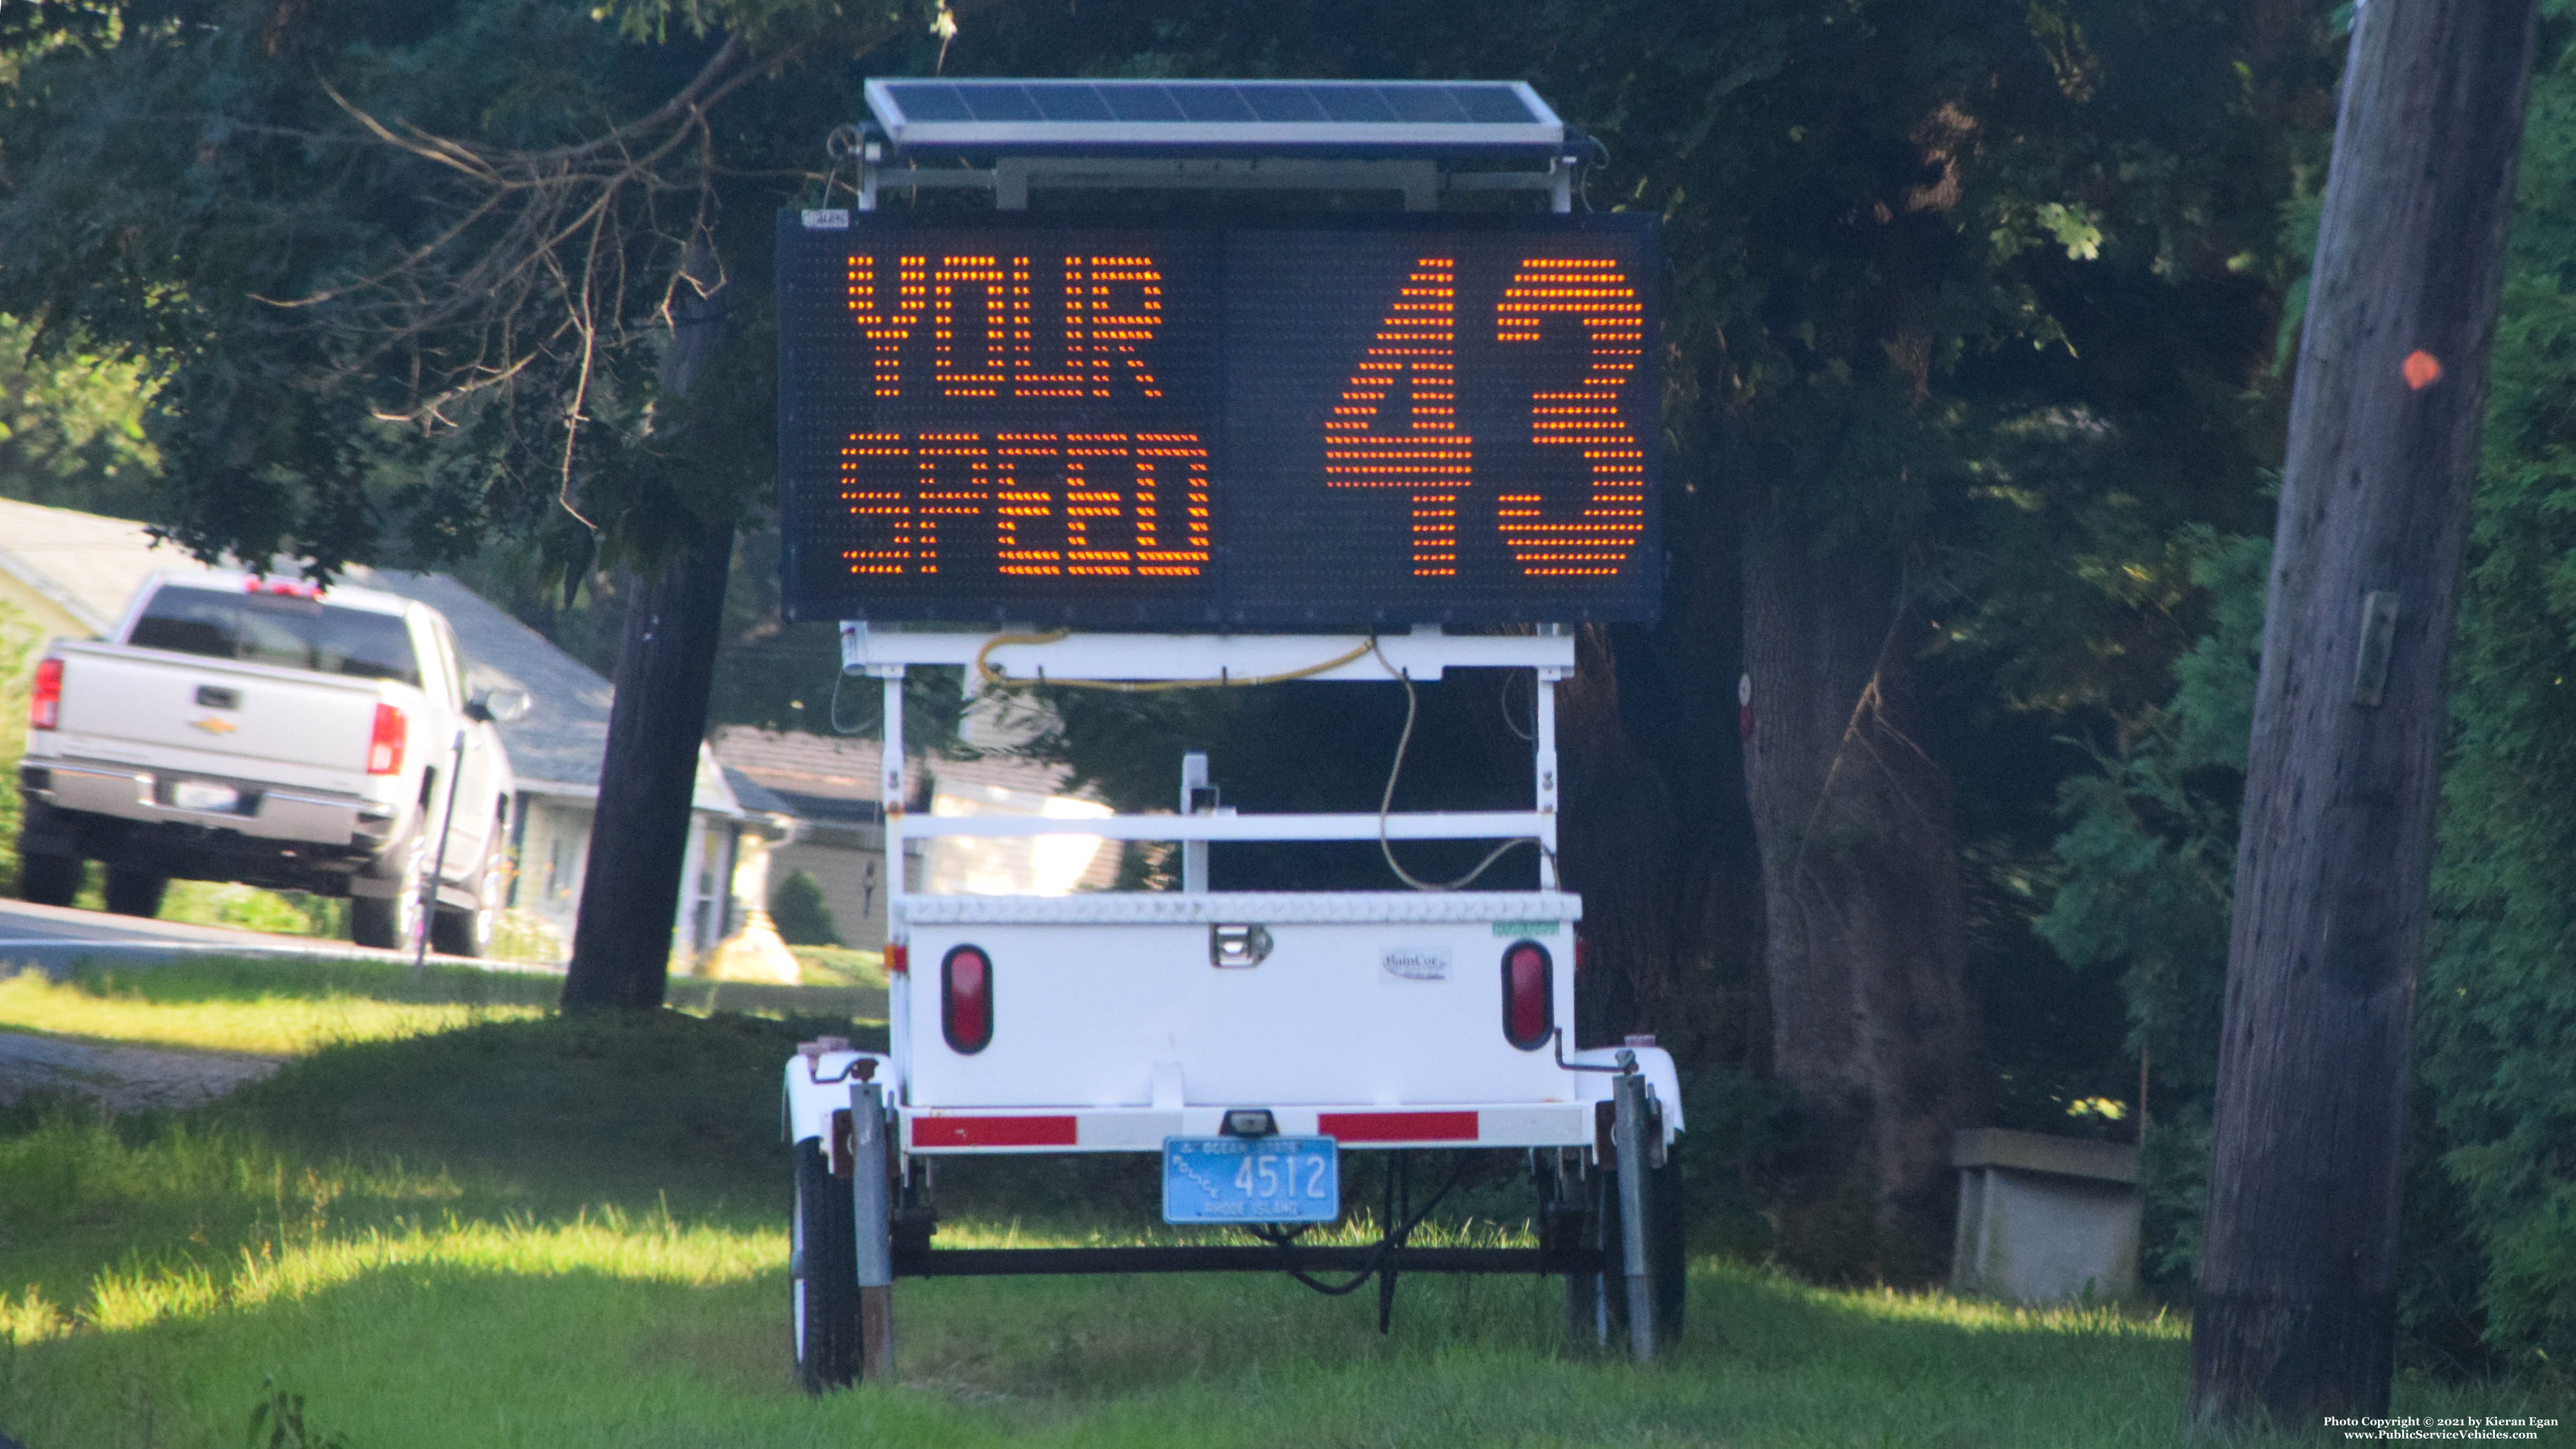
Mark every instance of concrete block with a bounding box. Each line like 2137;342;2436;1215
1950;1127;2141;1303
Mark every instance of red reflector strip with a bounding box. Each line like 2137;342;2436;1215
1318;1110;1480;1144
910;1115;1078;1148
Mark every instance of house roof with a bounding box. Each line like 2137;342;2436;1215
712;725;1120;890
711;726;1100;819
350;568;740;817
0;498;217;636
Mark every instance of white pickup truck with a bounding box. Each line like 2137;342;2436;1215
16;570;529;954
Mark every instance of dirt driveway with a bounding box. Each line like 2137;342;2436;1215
0;1031;282;1112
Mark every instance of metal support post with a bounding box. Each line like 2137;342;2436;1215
851;1080;895;1383
1534;671;1561;891
1612;1069;1659;1363
413;725;470;969
1181;751;1211;893
875;666;912;1101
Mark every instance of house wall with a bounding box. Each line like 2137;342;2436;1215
510;797;591;955
768;836;893;951
509;794;739;967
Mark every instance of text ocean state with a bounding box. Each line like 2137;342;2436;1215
776;212;1661;627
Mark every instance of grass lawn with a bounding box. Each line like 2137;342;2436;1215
0;985;2560;1447
0;958;557;1057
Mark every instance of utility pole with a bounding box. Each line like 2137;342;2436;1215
2193;0;2538;1428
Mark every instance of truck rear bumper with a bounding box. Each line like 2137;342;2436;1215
23;760;394;849
900;1102;1595;1153
17;785;398;893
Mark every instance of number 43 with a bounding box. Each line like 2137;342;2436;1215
1323;255;1648;580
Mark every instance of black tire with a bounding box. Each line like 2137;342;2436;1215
17;851;79;907
1597;1149;1686;1349
350;836;425;950
1555;1131;1686;1352
793;1137;859;1393
429;842;504;959
102;866;167;918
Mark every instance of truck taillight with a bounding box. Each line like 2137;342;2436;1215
367;703;407;775
28;659;61;731
1502;940;1553;1051
941;944;993;1054
885;943;908;976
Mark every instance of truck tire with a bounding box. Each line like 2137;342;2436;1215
793;1137;860;1392
102;867;167;919
18;852;80;907
429;843;504;959
351;836;425;951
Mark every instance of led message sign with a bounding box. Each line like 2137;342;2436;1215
776;212;1659;626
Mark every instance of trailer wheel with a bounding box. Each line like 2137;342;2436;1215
1551;1134;1685;1352
1598;1137;1686;1349
793;1137;860;1392
18;852;80;907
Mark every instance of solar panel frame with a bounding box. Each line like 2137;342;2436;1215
862;78;1564;157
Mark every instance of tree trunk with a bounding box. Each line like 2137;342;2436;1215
1553;455;1763;1068
560;243;738;1011
1739;514;1980;1283
2192;0;2538;1426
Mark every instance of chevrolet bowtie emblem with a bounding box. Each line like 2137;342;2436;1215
188;715;239;735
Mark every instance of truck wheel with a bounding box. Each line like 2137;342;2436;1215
793;1137;860;1392
18;852;80;907
351;837;425;950
429;845;504;959
102;867;167;918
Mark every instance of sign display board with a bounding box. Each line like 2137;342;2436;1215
777;211;1659;626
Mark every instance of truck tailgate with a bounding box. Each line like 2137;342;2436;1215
46;643;392;794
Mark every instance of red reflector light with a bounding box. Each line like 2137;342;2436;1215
367;703;407;775
942;944;993;1054
911;1115;1075;1149
885;943;909;976
1317;1110;1480;1143
1502;940;1553;1051
28;659;61;731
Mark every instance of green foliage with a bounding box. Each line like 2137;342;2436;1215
0;313;159;519
0;0;946;584
765;868;840;947
156;881;347;939
0;595;50;896
2418;25;2576;1378
2035;28;2576;1373
249;1377;352;1449
2031;524;2264;1292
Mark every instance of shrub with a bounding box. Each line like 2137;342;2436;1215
767;870;840;947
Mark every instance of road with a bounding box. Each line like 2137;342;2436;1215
0;898;526;975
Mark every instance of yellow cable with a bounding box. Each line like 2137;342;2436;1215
973;631;1376;693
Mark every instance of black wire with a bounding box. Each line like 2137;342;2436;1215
1257;1152;1473;1298
1499;669;1534;743
827;669;879;736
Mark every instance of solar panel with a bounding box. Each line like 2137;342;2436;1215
862;79;1564;157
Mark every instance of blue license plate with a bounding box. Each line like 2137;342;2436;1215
1162;1136;1339;1224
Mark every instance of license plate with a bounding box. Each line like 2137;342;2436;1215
171;781;240;813
1162;1136;1338;1225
